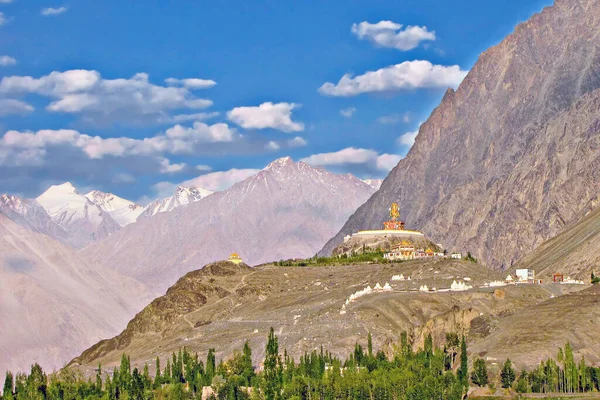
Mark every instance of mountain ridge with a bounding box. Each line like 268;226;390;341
82;158;378;293
322;0;600;270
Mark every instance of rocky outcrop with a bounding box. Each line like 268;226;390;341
322;0;600;269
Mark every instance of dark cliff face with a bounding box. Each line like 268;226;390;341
322;0;600;269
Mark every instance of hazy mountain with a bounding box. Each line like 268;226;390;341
322;0;600;269
0;213;154;380
83;157;377;293
85;190;144;227
140;186;214;218
0;194;69;243
36;183;121;249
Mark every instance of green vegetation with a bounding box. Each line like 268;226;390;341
4;333;600;399
591;271;600;285
471;358;489;387
1;331;468;400
464;252;478;263
276;249;390;267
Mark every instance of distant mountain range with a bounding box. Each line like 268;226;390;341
82;157;378;293
0;182;217;248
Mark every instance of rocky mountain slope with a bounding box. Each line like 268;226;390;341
85;190;144;227
0;214;154;380
139;186;213;218
68;257;594;376
511;204;600;280
83;157;378;293
322;0;600;271
36;183;121;248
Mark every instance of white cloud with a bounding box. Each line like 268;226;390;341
0;0;14;3
0;99;34;116
288;136;307;147
0;56;16;66
351;21;435;51
301;147;401;172
165;77;216;89
0;12;7;26
159;157;186;174
195;164;212;172
340;107;356;118
0;70;213;125
41;7;68;16
397;130;419;147
375;153;401;171
183;168;260;191
266;141;280;151
227;102;304;132
0;122;240;165
318;60;468;97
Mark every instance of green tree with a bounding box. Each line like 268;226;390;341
367;332;373;357
263;327;282;400
3;372;14;400
501;359;516;388
458;336;468;388
471;358;489;387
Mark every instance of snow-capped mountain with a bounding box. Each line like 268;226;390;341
0;194;69;242
36;182;121;248
140;185;213;218
361;179;383;190
85;190;144;227
83;157;378;292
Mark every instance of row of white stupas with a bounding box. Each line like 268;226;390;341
392;274;412;281
340;282;393;314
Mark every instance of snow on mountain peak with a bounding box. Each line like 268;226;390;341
85;190;144;227
361;179;384;190
140;185;213;218
264;156;294;170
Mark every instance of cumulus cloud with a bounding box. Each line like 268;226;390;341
165;77;216;89
0;70;213;125
340;107;356;118
0;12;7;26
318;60;468;97
351;21;435;51
183;168;260;192
288;136;307;147
227;102;304;132
266;141;280;151
41;7;68;16
159;157;186;174
397;130;419;147
301;147;401;174
195;164;212;172
0;121;239;166
0;99;34;116
0;56;16;66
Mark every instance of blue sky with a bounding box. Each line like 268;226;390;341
0;0;552;202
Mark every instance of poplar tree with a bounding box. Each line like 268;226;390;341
501;359;516;388
3;372;14;400
263;327;281;400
